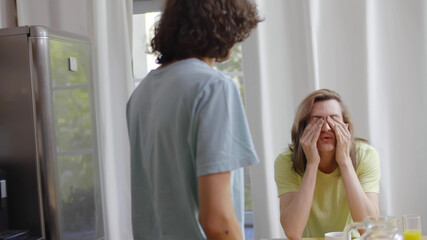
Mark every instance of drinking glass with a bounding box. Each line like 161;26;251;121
403;214;422;240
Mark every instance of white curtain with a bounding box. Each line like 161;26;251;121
16;0;92;37
16;0;134;239
244;0;427;239
91;0;134;239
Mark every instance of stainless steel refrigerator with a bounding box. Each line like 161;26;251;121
0;26;104;240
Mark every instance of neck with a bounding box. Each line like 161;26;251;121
159;57;215;69
197;57;215;67
318;150;337;173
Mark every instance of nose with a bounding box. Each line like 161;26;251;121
322;121;332;131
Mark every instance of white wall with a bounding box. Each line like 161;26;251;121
16;0;91;37
0;0;17;28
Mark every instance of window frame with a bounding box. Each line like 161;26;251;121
133;0;164;14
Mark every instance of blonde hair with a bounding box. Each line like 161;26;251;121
290;89;357;176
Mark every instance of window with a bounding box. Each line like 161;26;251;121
213;45;255;228
132;8;254;239
132;12;160;87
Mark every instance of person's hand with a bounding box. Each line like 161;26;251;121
299;118;324;166
327;116;351;166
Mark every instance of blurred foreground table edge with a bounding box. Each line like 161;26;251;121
261;237;427;240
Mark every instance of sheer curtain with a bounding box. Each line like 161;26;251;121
244;0;427;239
91;0;133;239
15;0;134;239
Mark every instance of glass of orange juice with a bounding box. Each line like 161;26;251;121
403;214;422;240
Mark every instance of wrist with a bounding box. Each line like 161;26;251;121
306;161;320;171
337;157;353;169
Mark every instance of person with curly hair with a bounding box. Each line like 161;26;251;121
126;0;262;239
274;89;380;239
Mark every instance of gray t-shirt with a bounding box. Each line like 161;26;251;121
127;58;259;240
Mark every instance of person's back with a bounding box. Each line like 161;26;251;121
128;58;255;239
127;0;261;239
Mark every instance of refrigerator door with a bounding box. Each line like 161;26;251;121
0;26;45;238
30;26;104;240
0;25;104;240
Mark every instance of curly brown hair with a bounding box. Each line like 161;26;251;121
150;0;262;64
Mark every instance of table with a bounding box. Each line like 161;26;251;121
261;237;427;240
260;238;322;240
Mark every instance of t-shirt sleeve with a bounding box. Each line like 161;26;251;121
274;150;300;197
356;145;381;193
192;77;259;177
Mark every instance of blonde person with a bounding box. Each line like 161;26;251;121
274;89;380;239
127;0;262;239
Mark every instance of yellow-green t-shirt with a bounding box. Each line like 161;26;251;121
274;141;380;238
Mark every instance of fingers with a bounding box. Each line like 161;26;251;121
334;123;348;144
300;118;316;140
328;116;349;130
311;119;324;141
327;116;351;142
301;118;324;144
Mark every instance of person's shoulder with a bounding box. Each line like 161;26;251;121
355;139;377;153
175;58;221;75
277;148;293;159
355;139;379;167
274;147;300;189
177;58;234;86
275;148;293;166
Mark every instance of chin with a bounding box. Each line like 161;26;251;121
317;144;335;152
